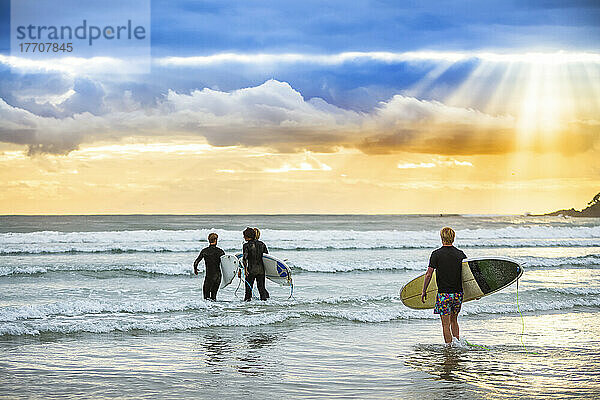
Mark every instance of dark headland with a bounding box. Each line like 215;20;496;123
541;192;600;217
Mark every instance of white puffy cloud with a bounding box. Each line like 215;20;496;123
1;71;596;156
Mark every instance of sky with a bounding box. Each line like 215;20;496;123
0;0;599;214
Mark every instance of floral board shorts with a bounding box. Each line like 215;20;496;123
434;292;463;315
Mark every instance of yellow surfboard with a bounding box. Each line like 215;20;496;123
400;258;522;309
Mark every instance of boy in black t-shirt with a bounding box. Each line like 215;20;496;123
421;227;467;344
193;233;225;300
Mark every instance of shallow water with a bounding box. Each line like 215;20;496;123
1;215;599;398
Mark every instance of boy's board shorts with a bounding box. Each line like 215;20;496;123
434;292;463;315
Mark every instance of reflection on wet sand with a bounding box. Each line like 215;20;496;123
202;334;231;372
405;345;470;382
403;343;600;399
196;331;279;376
236;332;278;376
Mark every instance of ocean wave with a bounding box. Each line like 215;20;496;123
0;298;212;322
1;226;599;255
0;294;397;322
517;287;600;296
1;253;599;277
520;254;600;269
0;241;598;255
0;263;194;277
0;312;299;336
2;291;599;336
462;296;600;315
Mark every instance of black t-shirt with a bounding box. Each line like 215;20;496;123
195;244;225;281
428;245;467;293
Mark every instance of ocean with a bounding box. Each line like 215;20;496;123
1;214;599;399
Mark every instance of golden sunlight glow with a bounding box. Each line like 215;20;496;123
515;63;564;148
405;53;600;153
2;51;599;214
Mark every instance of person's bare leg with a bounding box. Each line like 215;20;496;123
440;315;452;344
450;312;460;340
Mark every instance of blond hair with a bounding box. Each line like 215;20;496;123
208;233;218;243
254;228;260;240
440;227;455;245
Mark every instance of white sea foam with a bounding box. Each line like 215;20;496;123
0;263;193;277
0;312;299;336
1;252;599;276
1;291;598;336
0;298;212;322
0;294;397;322
462;297;600;315
1;226;599;254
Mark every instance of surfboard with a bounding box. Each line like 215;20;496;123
235;253;293;286
400;257;523;309
219;254;241;289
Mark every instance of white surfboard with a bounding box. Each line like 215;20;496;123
235;253;293;286
219;254;241;289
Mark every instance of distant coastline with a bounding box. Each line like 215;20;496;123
541;192;600;217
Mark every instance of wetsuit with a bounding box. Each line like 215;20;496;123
243;239;269;301
194;244;225;300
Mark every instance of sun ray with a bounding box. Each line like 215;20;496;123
566;63;593;119
404;61;455;99
443;61;498;109
480;61;519;116
581;62;600;116
516;62;544;148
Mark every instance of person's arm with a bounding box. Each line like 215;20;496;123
193;250;204;275
422;251;437;303
263;242;268;255
421;267;434;303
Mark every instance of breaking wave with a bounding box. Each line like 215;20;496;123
1;226;599;255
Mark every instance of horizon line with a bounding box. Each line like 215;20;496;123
0;212;541;217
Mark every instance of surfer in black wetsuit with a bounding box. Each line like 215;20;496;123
193;233;225;301
242;227;269;301
421;227;467;345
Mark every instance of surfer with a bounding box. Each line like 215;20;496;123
421;227;467;345
253;227;271;298
193;232;225;301
242;227;270;301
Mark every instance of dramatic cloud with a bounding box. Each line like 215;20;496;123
0;66;598;156
359;95;516;155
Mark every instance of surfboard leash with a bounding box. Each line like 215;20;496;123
234;273;242;298
244;278;259;299
462;277;528;353
236;268;259;300
516;278;526;348
516;278;541;355
466;278;539;354
464;340;491;351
